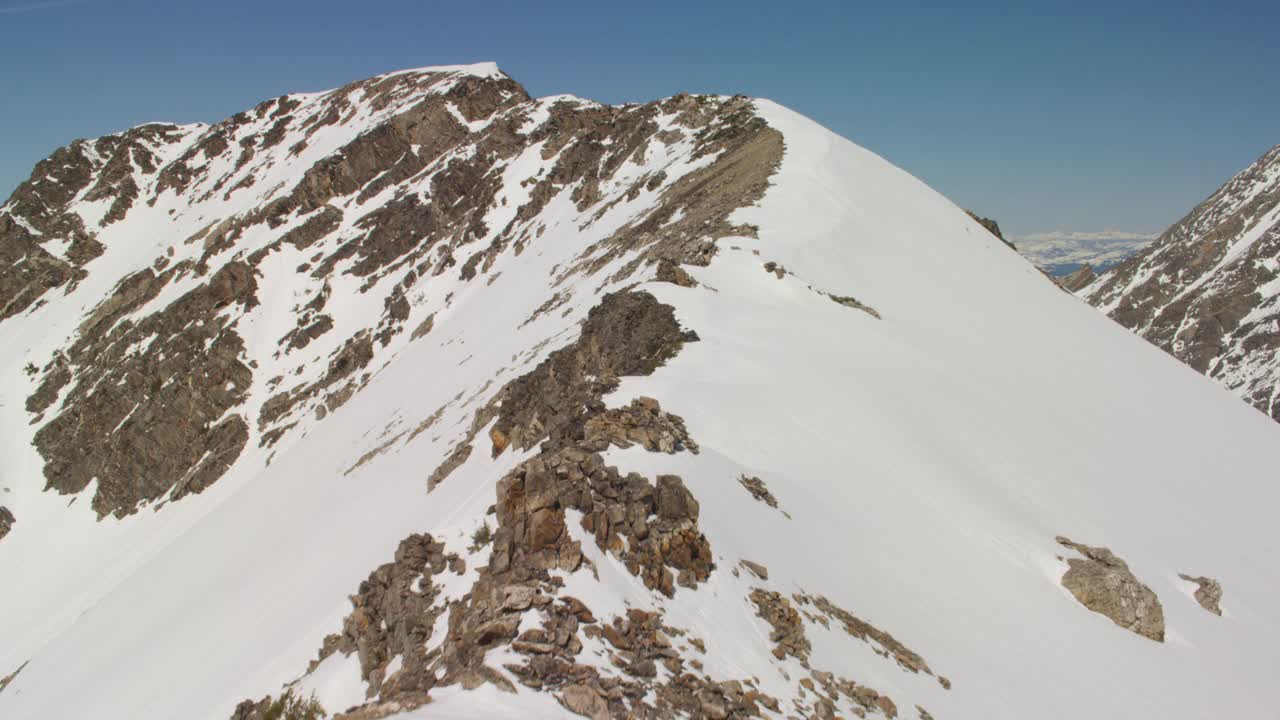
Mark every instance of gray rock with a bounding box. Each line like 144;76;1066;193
740;559;769;580
655;475;699;521
1057;536;1165;641
1178;573;1224;616
560;683;610;719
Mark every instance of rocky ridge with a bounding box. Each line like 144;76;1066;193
2;65;780;517
237;290;942;719
1079;144;1280;422
3;63;1276;720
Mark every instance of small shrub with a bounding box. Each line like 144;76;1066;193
469;523;493;552
262;690;324;720
22;363;38;376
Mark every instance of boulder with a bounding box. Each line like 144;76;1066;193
1057;536;1164;641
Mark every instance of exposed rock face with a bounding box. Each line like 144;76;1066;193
739;559;769;580
1057;263;1097;292
751;589;812;662
737;475;780;510
1079;144;1280;422
33;263;255;517
1056;536;1165;641
0;124;194;320
965;211;1015;250
1178;573;1224;616
0;507;13;541
331;533;464;704
654;259;697;287
489;291;699;457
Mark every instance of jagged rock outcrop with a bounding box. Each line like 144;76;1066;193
751;589;812;662
1056;536;1165;641
4;66;779;517
737;475;780;509
1178;574;1224;616
488;291;700;457
965;210;1015;250
245;286;938;720
267;291;733;718
1079;144;1280;422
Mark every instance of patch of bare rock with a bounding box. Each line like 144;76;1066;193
0;506;13;541
31;261;256;517
751;589;812;662
1178;573;1224;616
0;660;27;695
737;475;788;517
428;289;699;490
964;210;1015;250
1056;536;1164;641
826;292;882;319
655;258;698;288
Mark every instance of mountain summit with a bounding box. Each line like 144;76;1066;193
1;64;1277;719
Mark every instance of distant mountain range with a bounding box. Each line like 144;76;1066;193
1013;231;1156;276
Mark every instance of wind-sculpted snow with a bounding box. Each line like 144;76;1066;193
1080;144;1280;422
1;66;1279;720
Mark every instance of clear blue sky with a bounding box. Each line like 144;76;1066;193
1;0;1276;237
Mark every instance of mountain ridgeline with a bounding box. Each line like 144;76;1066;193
1078;144;1280;422
2;65;1278;720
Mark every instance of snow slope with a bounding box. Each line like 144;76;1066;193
1;67;1278;719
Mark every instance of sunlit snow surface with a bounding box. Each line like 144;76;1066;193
0;72;1278;719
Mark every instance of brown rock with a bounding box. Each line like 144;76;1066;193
655;258;698;287
740;559;769;580
655;475;699;521
560;683;610;720
1057;536;1165;641
1178;573;1224;616
528;508;566;551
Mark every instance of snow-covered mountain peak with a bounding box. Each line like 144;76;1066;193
1;68;1278;720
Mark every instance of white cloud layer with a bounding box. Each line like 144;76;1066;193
1013;231;1157;271
1013;230;1159;243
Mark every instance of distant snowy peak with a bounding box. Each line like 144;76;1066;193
1079;143;1280;421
